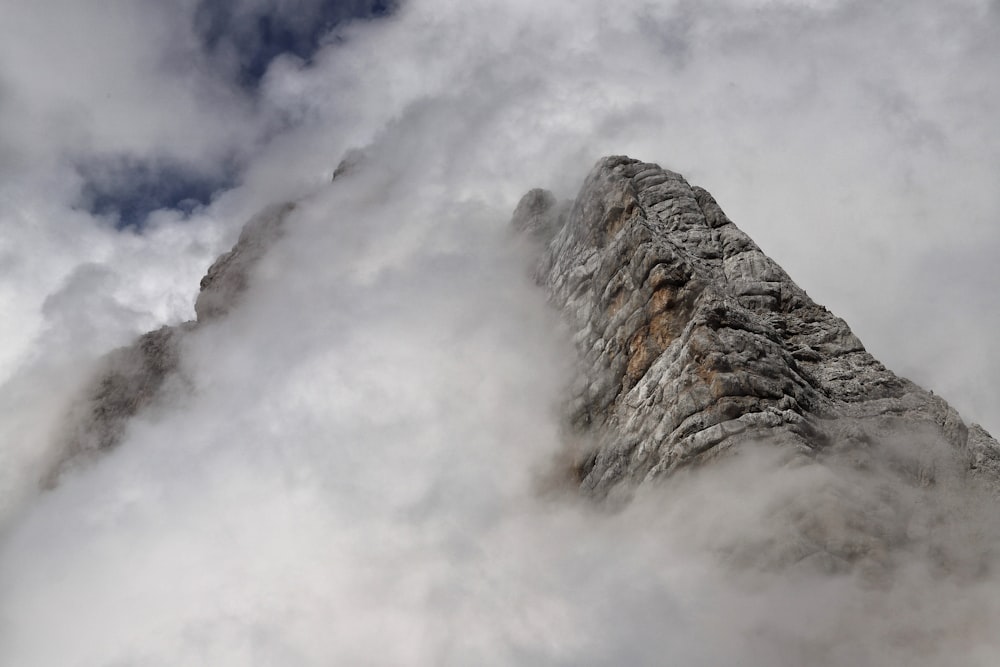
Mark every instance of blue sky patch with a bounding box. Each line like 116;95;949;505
76;157;236;229
75;2;396;229
195;0;397;89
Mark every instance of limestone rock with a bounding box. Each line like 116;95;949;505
513;155;1000;499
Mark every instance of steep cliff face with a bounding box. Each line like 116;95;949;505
514;156;1000;500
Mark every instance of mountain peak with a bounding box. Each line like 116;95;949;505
514;156;1000;503
45;154;1000;576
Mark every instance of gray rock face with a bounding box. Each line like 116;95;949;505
47;202;296;483
514;156;1000;502
195;202;295;321
45;325;186;485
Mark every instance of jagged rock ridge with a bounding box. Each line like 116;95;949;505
47;151;365;482
46;202;296;483
513;156;1000;498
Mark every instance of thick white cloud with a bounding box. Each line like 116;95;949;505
0;0;999;664
0;0;255;170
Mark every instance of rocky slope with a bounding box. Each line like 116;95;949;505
45;202;296;483
47;154;1000;575
513;156;1000;504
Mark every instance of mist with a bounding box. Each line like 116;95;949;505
1;0;999;664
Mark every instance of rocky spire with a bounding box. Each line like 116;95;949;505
514;156;1000;498
47;151;1000;551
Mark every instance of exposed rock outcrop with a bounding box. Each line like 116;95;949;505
46;202;296;483
514;155;999;500
46;151;1000;577
195;202;295;321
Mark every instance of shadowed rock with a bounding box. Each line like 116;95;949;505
46;202;297;483
45;152;1000;577
195;202;295;321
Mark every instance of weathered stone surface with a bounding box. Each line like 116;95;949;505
514;155;1000;508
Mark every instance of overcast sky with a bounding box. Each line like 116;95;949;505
0;0;999;664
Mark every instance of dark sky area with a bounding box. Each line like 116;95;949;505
196;0;395;89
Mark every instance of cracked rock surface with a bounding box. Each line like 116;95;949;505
514;156;1000;501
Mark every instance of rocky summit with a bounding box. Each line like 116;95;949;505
48;153;1000;573
513;156;1000;500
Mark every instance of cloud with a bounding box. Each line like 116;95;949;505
0;0;999;664
194;0;396;88
74;155;237;229
0;0;396;231
0;0;244;172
